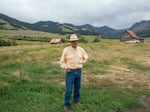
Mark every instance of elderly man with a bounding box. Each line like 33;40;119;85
60;34;88;111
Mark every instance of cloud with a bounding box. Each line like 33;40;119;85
0;0;150;29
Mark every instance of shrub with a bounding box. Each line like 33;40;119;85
0;39;17;46
93;35;101;42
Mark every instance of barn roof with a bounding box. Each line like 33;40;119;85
126;30;139;39
50;38;63;44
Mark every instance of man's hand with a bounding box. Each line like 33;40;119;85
65;68;71;72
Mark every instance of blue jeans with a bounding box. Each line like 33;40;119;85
64;69;81;107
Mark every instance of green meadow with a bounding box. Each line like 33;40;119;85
0;30;150;112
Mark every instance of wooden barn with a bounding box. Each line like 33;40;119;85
120;30;144;43
50;38;64;44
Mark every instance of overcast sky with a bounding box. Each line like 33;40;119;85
0;0;150;29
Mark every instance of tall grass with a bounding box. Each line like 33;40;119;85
0;39;149;112
84;59;111;74
0;82;144;112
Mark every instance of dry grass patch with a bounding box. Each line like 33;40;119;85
82;65;150;91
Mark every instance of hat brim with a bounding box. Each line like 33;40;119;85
68;39;79;42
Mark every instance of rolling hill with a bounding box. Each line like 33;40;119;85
0;14;96;35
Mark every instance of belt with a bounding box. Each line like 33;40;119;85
70;68;81;71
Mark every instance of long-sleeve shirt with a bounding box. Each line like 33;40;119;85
60;46;88;69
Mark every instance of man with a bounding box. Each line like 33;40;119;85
60;34;88;111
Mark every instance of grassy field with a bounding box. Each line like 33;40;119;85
0;32;150;112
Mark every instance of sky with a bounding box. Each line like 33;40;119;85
0;0;150;29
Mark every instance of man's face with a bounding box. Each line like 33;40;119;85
71;41;78;48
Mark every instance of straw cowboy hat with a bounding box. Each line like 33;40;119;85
69;34;79;41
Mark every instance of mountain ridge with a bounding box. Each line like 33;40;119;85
0;13;150;37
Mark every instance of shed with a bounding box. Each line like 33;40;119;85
50;38;64;44
120;30;140;42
